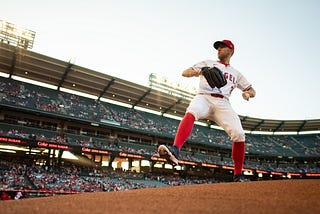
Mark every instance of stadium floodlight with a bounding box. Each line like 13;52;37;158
0;20;36;49
148;73;197;100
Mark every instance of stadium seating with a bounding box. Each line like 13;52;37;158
1;76;320;174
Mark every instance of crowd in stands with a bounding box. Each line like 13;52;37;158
1;77;320;185
0;127;319;175
0;158;220;200
2;77;320;157
1;153;318;200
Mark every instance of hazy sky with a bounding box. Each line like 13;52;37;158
1;0;319;120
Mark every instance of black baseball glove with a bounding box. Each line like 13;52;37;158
201;66;227;88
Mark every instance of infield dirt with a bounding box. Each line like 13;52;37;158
1;179;319;214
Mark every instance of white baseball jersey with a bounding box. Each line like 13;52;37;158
187;59;252;142
191;60;252;99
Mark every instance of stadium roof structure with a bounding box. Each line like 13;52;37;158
1;42;319;134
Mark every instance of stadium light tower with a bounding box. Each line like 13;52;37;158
0;20;36;49
149;73;197;100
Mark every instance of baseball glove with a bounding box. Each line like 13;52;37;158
201;66;227;88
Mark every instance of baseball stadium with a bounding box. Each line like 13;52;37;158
0;20;320;213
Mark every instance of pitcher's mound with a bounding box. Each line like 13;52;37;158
1;179;320;214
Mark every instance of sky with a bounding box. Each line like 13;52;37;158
1;0;320;120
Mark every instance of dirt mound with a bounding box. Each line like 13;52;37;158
1;179;319;214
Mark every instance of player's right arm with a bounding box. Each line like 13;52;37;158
182;68;202;77
242;87;256;101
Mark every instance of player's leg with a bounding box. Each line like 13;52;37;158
210;99;247;181
158;95;210;165
157;112;196;165
173;112;195;150
175;95;211;149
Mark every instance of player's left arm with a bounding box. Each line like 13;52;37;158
242;87;256;101
182;67;202;77
182;61;211;77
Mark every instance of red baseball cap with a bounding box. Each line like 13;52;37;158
213;40;235;50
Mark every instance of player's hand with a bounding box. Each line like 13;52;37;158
194;68;202;77
242;92;250;101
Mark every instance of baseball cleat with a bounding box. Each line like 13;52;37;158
157;145;179;166
233;174;250;182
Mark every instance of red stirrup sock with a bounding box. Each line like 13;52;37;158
173;112;195;150
232;141;245;175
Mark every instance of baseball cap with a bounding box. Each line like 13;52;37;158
213;40;234;50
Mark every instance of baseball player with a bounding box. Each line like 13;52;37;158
158;40;256;182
